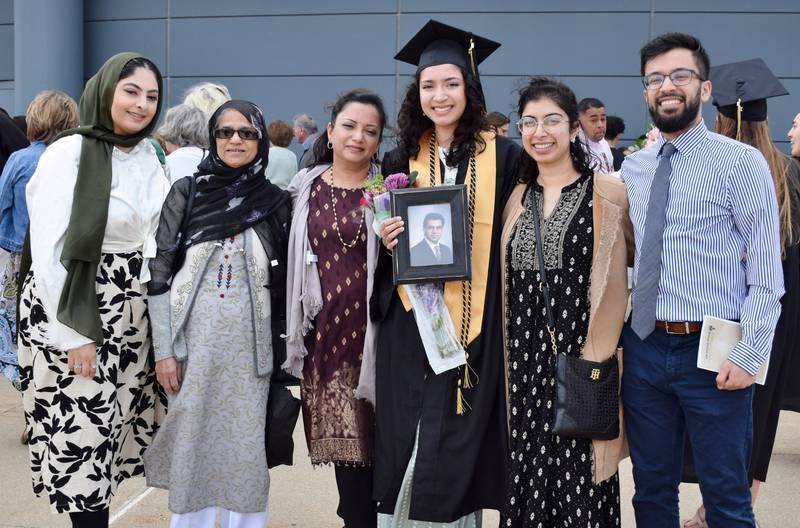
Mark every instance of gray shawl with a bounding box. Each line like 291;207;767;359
284;163;380;404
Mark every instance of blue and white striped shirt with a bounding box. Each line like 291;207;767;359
621;120;784;375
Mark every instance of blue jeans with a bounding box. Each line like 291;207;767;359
620;322;755;528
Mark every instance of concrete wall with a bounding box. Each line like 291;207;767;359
3;0;799;150
0;0;13;111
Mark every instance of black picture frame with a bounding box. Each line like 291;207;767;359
391;185;471;284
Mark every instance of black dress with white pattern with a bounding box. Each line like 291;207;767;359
501;174;620;528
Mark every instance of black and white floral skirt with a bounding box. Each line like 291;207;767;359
17;252;165;513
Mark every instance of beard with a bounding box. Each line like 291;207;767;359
648;88;702;133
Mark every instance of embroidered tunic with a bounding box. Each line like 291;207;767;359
301;178;375;465
501;175;621;527
144;233;270;514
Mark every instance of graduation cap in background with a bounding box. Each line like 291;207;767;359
710;58;789;140
394;19;501;76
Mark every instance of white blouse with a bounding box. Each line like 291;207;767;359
26;135;170;350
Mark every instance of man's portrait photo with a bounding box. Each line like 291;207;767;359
408;206;454;267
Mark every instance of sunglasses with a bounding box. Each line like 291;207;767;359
213;126;261;140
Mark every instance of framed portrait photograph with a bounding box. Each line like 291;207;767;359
391;185;471;284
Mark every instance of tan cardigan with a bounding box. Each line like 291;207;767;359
500;173;634;484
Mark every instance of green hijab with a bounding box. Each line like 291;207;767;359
20;52;164;344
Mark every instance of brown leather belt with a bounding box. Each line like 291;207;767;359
655;320;702;334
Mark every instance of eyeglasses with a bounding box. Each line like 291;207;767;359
213;126;261;140
642;68;704;91
516;115;568;135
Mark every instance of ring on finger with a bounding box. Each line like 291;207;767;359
74;364;83;371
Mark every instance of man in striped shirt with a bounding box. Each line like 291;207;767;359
620;33;784;528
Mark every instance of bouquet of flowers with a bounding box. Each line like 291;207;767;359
360;171;418;232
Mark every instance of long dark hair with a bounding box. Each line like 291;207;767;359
516;76;593;185
396;64;488;167
311;88;387;167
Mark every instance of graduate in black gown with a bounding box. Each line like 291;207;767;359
682;59;800;528
783;111;800;414
371;20;519;525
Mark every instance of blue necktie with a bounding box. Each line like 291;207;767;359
632;142;677;339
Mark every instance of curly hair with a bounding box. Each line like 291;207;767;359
157;104;209;149
515;76;593;185
267;119;294;147
395;65;488;167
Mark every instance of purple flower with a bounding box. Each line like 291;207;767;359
415;283;441;313
383;173;409;191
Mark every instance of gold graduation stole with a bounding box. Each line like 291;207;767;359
397;130;497;413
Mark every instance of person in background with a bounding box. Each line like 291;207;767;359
183;81;232;121
375;20;519;526
157;104;209;184
605;115;626;170
145;100;290;528
578;97;615;173
293;113;319;169
0;91;78;395
285;88;387;528
621;33;783;528
783;111;800;415
681;58;800;528
789;112;800;160
266;119;298;188
0;108;29;175
18;52;169;528
485;111;510;136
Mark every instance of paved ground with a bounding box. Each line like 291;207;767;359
1;381;798;527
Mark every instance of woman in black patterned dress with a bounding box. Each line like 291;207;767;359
500;77;631;527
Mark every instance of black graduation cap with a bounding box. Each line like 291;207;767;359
394;19;501;75
710;58;788;122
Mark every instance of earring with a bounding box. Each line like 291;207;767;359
327;141;333;149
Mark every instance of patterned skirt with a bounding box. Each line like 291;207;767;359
17;252;164;513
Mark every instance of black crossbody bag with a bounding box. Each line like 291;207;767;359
528;188;620;440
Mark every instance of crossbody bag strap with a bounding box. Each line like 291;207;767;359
525;185;559;355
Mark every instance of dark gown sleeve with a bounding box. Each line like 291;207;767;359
147;176;193;295
495;135;522;205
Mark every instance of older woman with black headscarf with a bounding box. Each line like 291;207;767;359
17;52;168;528
144;100;291;528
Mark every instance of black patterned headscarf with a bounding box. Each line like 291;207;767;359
182;99;288;248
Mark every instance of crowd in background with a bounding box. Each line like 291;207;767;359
0;20;799;528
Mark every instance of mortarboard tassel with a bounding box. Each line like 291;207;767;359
468;37;476;77
736;97;743;141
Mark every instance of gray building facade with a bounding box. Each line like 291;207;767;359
1;0;798;151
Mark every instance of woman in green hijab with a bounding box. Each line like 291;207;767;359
16;53;170;528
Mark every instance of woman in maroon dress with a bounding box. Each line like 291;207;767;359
285;89;387;528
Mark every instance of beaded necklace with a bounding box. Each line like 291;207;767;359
329;164;366;249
